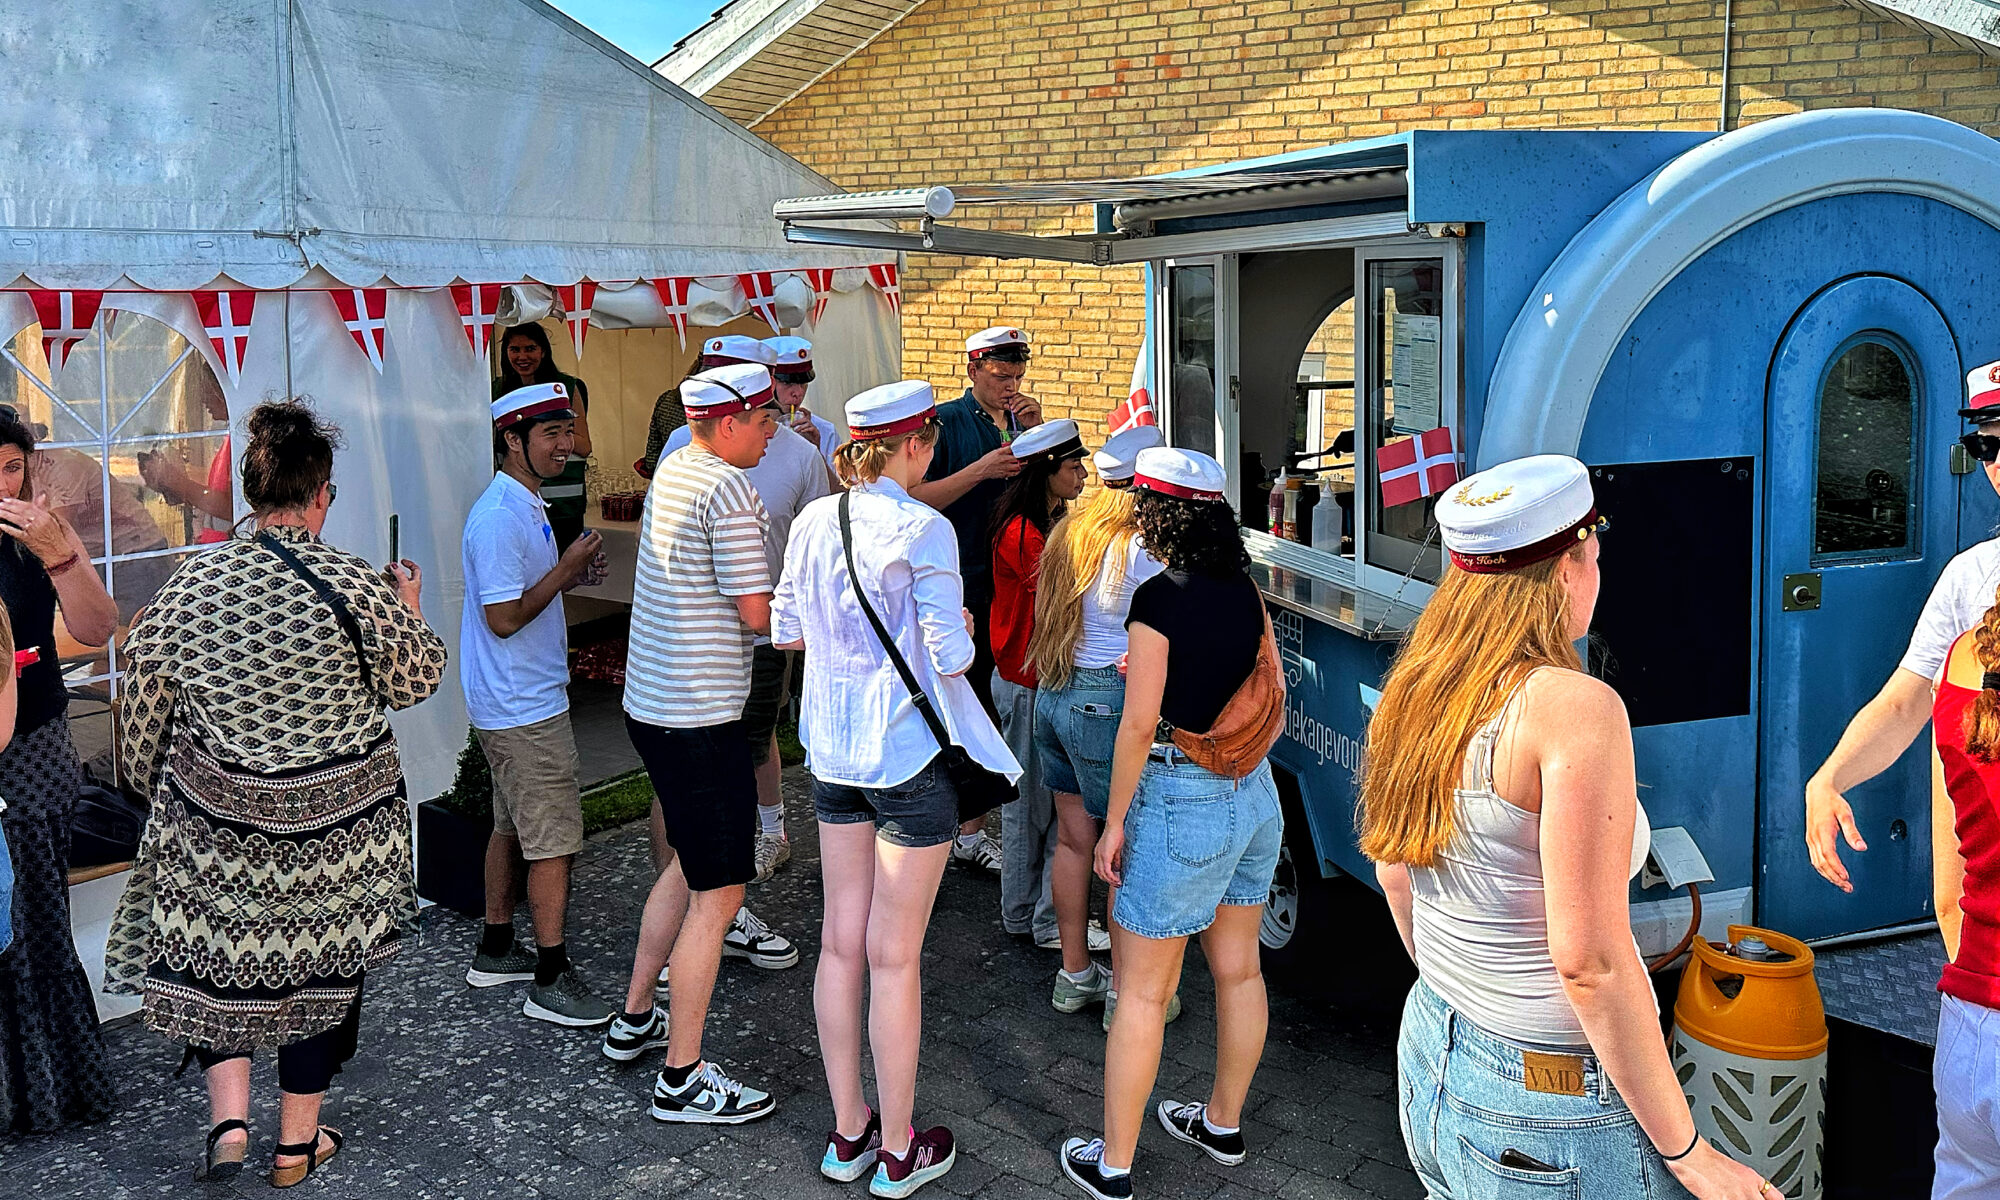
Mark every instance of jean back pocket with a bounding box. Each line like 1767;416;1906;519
1164;790;1236;867
1456;1137;1581;1197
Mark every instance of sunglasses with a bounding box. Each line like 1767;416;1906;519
1962;432;2000;463
325;482;339;503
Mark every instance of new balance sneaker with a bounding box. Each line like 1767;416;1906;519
870;1126;955;1198
753;832;791;883
820;1109;883;1183
723;906;799;970
1101;989;1182;1034
601;1006;669;1062
951;833;1003;874
1154;1100;1246;1166
1036;920;1113;953
1059;1137;1132;1200
465;941;537;988
522;970;616;1028
1052;962;1114;1014
648;1061;777;1124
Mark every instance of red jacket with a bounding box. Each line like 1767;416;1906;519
990;515;1045;689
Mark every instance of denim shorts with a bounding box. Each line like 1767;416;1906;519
1112;751;1283;940
812;756;961;849
1935;992;2000;1198
1033;666;1126;818
1397;979;1693;1200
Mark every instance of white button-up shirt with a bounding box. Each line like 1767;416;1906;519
773;477;1020;789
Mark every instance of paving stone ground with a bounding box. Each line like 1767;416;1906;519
4;768;1424;1200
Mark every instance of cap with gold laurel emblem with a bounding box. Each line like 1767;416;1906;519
1435;454;1600;574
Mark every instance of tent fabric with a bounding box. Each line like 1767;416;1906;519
0;0;883;291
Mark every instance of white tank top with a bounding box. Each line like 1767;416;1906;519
1408;673;1651;1047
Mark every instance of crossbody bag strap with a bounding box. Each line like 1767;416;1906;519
838;491;955;754
256;531;375;695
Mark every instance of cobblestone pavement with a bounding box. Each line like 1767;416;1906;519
5;768;1423;1200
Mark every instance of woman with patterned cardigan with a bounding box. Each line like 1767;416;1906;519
106;401;446;1188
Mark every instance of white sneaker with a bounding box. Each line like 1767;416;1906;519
951;833;1002;874
753;832;791;883
1036;920;1113;953
723;906;800;969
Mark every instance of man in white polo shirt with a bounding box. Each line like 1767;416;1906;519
461;382;616;1029
764;336;840;475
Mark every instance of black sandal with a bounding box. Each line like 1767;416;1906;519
200;1118;250;1181
269;1126;343;1189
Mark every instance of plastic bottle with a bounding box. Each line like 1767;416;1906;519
1282;476;1302;541
1268;468;1288;535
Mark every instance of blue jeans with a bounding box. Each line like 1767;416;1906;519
1033;666;1125;820
1398;979;1693;1200
1112;751;1282;941
812;757;961;849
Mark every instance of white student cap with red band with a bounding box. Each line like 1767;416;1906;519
682;363;774;421
1133;446;1226;502
1010;418;1087;463
1094;425;1164;482
966;325;1031;362
846;380;936;440
492;381;574;429
1437;454;1599;574
764;336;814;380
702;335;777;367
1964;359;2000;422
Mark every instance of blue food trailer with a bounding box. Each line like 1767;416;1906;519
776;107;2000;1045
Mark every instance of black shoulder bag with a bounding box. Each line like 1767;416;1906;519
838;491;1016;821
256;531;375;695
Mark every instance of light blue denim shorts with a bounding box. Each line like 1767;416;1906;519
1112;752;1282;940
1033;666;1126;819
1397;979;1693;1200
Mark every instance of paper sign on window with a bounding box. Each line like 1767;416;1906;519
1390;313;1442;433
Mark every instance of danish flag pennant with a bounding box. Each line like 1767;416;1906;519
1377;426;1461;508
451;283;506;358
28;290;104;372
804;269;835;325
651;277;694;351
738;272;782;332
331;288;388;372
867;263;901;315
192;289;258;385
559;282;598;360
1108;332;1158;435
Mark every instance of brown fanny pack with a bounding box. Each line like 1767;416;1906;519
1161;608;1286;778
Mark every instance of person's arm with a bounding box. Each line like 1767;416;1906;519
0;496;117;646
909;444;1020;511
1805;667;1932;892
732;593;772;637
771;534;807;653
909;519;976;676
711;486;774;637
1935;736;1967;961
1538;671;1768;1200
1377;862;1416;959
1097;621;1166;887
351;556;448;710
569;381;592;457
482;530;598;637
115;599;178;799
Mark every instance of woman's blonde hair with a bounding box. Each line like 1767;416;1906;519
1025;486;1140;690
833;420;941;488
1357;547;1584;867
1964;586;2000;761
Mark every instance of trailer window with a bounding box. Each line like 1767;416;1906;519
1167;264;1217;457
1812;337;1915;562
1361;258;1450;579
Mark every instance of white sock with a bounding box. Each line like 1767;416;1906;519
758;805;784;838
1202;1112;1239;1137
956;831;983;850
1099;1160;1130;1179
1060;965;1096;983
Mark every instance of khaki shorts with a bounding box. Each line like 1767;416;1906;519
476;712;583;861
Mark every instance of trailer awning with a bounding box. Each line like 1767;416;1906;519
775;165;1410;264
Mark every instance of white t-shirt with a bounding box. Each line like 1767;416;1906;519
460;473;570;731
1901;539;2000;682
662;422;829;581
1073;537;1166;669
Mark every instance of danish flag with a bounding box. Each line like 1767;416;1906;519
1107;332;1158;434
451;283;505;358
651;276;694;351
28;290;103;372
193;289;258;385
738;272;782;332
867;263;900;315
331;288;388;372
804;268;835;325
1377;426;1460;508
559;282;598;360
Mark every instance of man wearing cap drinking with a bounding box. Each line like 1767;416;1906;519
635;335;777;480
1808;359;2000;903
764;336;841;478
460;382;618;1028
911;325;1044;873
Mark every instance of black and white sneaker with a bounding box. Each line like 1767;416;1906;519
1059;1137;1132;1200
649;1061;777;1124
722;906;799;970
1155;1100;1246;1166
601;1006;669;1062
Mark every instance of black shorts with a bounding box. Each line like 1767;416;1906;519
625;716;756;892
740;645;791;767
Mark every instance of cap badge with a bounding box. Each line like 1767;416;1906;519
1988;363;2000;385
1452;482;1514;507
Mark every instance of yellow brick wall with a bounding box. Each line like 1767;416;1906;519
754;0;2000;440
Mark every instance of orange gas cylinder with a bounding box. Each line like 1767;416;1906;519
1669;925;1827;1199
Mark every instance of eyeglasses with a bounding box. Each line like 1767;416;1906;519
1962;432;2000;464
325;482;339;503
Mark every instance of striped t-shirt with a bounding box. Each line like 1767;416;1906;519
624;446;772;728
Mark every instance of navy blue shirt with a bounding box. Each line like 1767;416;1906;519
924;388;1015;596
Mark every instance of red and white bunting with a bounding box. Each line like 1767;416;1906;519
331;288;388;372
867;263;900;315
28;290;104;372
1108;332;1157;435
738;272;782;332
651;277;694;351
559;282;598;360
451;283;505;358
804;268;835;325
192;289;258;385
1378;426;1461;508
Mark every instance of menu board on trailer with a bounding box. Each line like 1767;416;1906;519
1391;312;1442;432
